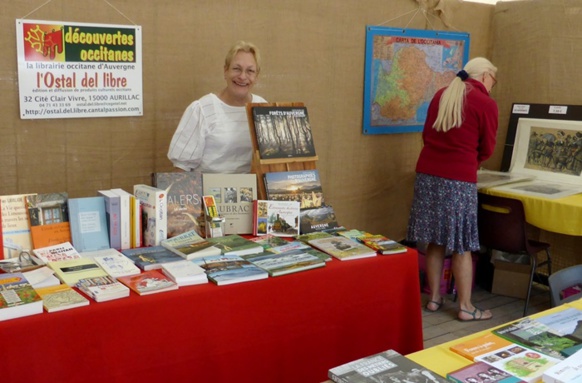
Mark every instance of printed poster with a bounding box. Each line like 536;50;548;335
16;19;143;119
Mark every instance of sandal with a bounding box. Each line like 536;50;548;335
424;298;444;312
458;307;492;322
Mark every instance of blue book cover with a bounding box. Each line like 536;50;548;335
192;254;268;285
98;190;122;250
67;196;110;252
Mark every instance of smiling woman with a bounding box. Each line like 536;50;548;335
167;41;267;174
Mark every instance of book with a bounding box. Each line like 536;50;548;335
0;272;43;321
121;245;184;271
295;231;334;243
299;204;340;234
450;332;515;361
83;248;142;280
97;189;122;250
447;361;526;383
76;275;130;302
202;195;218;218
493;313;582;359
245;248;325;277
253;200;300;237
477;169;535;189
31;241;82;265
192;254;269;285
107;189;131;250
475;343;562;382
35;283;90;313
202;173;257;235
152;171;204;238
308;235;377;261
48;257;109;287
358;234;407;255
251;106;317;159
264;170;325;209
161;260;208;286
133;184;168;246
25;192;71;250
543;348;582;383
117;269;179;295
67;196;111;252
22;266;61;288
205;234;264;257
247;235;290;251
1;193;36;258
160;229;221;260
328;349;447;383
336;229;369;242
110;188;141;248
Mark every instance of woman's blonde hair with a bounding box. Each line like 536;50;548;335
224;41;261;74
432;57;497;132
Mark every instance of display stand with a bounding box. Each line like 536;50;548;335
246;102;319;200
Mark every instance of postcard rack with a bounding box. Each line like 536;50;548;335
246;102;319;200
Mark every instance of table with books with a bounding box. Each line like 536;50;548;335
406;298;582;382
1;246;423;383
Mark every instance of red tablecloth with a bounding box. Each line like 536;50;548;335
1;248;423;383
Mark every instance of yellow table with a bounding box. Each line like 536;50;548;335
480;188;582;236
407;298;582;378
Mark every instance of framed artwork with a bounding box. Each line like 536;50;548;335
362;26;470;135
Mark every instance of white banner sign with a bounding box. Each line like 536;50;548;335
16;19;143;119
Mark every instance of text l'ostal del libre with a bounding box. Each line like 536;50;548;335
36;71;127;89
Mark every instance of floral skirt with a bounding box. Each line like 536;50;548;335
407;173;479;255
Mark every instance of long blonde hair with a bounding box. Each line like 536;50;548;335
432;57;497;132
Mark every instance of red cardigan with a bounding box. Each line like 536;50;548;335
416;79;498;183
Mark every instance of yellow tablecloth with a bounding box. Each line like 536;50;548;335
479;188;582;236
407;299;582;378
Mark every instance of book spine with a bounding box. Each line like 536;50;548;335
154;191;167;246
117;192;131;250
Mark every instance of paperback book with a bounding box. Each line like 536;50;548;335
543;348;582;383
253;200;300;237
295;231;334;243
161;260;208;286
252;106;317;159
475;343;562;382
328;349;447;383
97;189;122;250
202;173;257;235
67;196;111;252
206;234;264;257
160;229;221;260
76;275;130;302
358;234;407;255
299;205;340;234
35;283;90;313
245;248;325;277
447;361;526;383
110;188;141;248
450;332;514;361
31;241;82;265
22;266;60;289
0;272;43;321
84;248;142;280
264;170;325;209
308;235;377;261
121;246;184;271
48;257;109;287
118;269;179;296
152;171;204;237
493;313;582;359
192;254;269;285
1;193;36;258
25;192;71;250
133;184;168;247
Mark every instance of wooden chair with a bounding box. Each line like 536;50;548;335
548;264;582;307
477;193;552;317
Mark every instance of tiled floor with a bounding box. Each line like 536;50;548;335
421;283;552;348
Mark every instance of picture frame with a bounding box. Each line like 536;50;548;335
362;26;470;135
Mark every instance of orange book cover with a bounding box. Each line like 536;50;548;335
449;332;514;361
26;193;71;250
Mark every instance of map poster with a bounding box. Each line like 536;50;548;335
15;19;143;119
363;26;469;134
